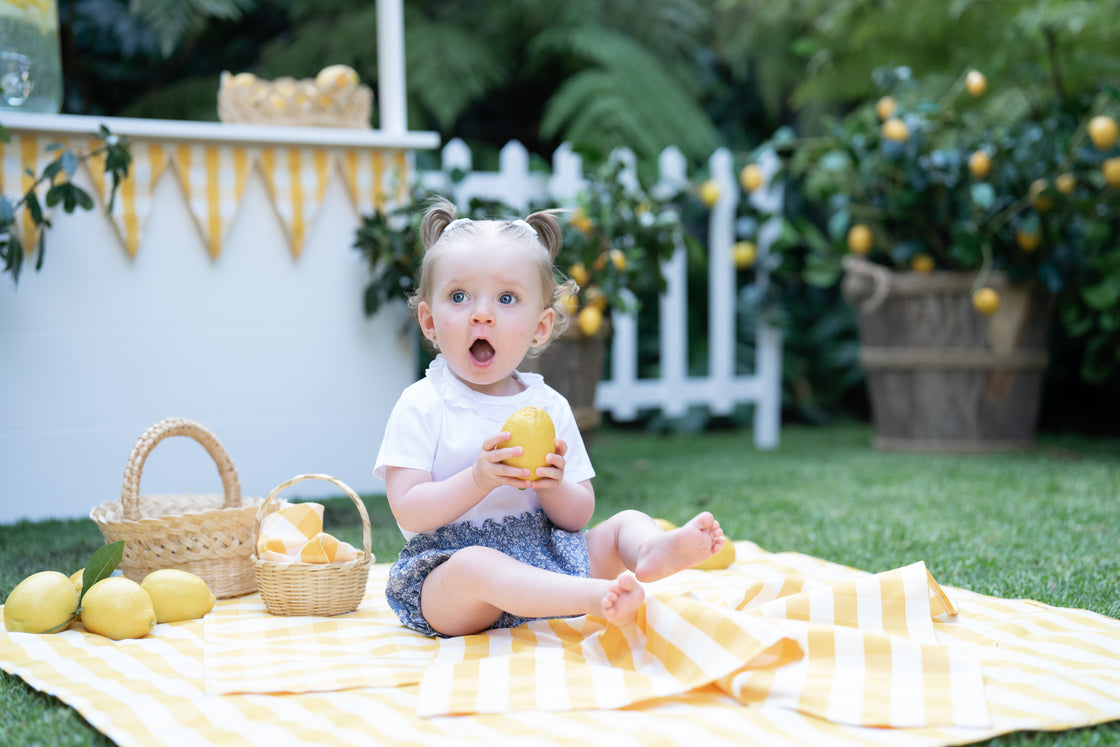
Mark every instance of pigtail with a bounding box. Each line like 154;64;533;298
525;209;565;260
421;199;459;250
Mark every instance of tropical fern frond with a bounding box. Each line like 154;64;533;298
404;15;512;131
130;0;255;57
534;26;719;163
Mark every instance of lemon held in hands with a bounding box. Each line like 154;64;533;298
499;406;556;481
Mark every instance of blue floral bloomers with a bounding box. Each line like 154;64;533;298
386;509;591;637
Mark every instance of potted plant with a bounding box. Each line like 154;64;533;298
354;154;692;433
735;65;1120;450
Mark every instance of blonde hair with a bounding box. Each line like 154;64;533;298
409;199;577;354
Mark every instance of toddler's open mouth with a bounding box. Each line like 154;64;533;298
470;338;495;363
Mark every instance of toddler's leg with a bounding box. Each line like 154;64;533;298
587;509;726;582
420;545;645;637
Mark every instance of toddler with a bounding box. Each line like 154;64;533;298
375;200;725;637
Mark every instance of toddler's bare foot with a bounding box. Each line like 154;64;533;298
635;512;726;582
599;571;644;627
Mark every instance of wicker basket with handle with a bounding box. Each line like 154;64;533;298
252;473;373;617
89;417;261;598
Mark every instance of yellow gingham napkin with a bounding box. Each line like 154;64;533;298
256;502;359;563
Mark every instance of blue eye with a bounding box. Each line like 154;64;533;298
499;293;516;305
451;291;467;303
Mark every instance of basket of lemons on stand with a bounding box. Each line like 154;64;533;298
251;474;373;617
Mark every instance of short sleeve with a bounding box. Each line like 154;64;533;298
373;382;442;479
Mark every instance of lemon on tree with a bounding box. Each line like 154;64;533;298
3;571;79;634
1029;179;1053;212
881;117;909;142
1103;157;1120;188
965;70;987;97
739;163;764;192
1056;173;1076;194
875;96;897;120
910;254;935;273
732;240;757;269
847;224;873;255
577;305;603;337
1088;115;1119;151
1016;227;1041;252
499;407;556;481
699;180;720;207
568;262;590;287
968;151;991;179
81;577;157;640
141;569;216;623
972;287;1000;316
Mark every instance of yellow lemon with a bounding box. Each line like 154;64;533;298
739;163;764;192
694;539;736;571
699;179;720;207
609;249;627;271
847;223;873;255
1088;115;1119;151
1016;228;1041;252
561;293;579;315
968;150;991;179
315;64;360;91
570;209;593;235
732;240;757;269
3;571;78;634
568;262;590;287
70;568;84;622
966;70;987;97
140;569;216;623
910;254;935;273
653;518;677;531
972;287;1000;316
577;304;604;336
499;407;556;481
80;577;157;640
881;117;909;142
583;285;609;312
875;96;897;121
1103;157;1120;188
1055;173;1076;194
1029;179;1053;212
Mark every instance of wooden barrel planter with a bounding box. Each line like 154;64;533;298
841;257;1051;452
521;323;609;438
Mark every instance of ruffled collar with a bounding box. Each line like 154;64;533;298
425;355;545;409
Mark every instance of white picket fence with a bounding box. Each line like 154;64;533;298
420;140;783;448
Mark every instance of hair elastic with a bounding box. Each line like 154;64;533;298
511;218;538;238
443;217;471;234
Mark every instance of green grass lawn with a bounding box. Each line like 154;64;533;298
2;421;1119;746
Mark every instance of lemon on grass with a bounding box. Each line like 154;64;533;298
3;571;79;634
499;406;556;481
141;569;216;623
81;577;157;640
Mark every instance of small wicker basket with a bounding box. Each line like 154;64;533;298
90;418;262;599
251;474;372;617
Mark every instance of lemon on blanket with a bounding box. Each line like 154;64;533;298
652;518;736;570
3;571;79;634
499;406;556;481
81;577;157;640
70;568;85;622
141;569;216;623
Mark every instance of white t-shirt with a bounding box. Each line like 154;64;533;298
374;355;595;540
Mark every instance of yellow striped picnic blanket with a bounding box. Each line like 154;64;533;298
4;541;1120;747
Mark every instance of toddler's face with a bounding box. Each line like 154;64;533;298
418;238;553;395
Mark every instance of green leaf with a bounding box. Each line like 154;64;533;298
1082;277;1120;311
79;541;124;606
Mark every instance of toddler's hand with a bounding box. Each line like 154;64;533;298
471;431;541;492
530;437;567;491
